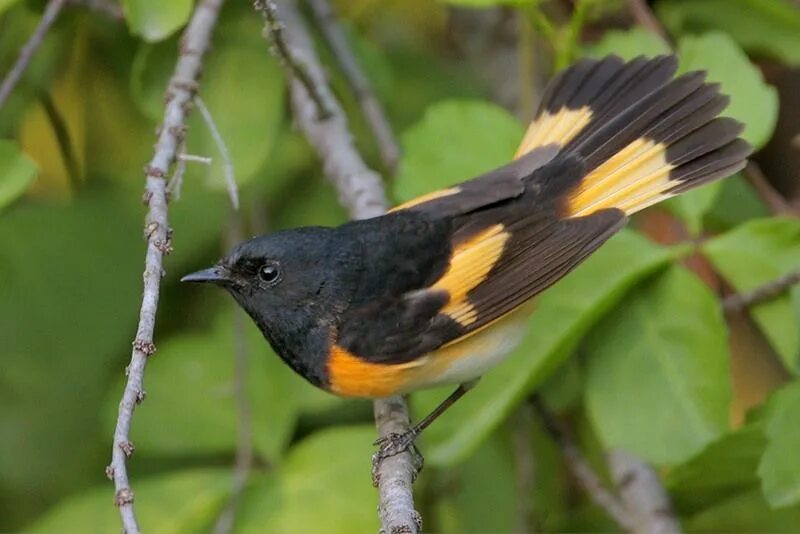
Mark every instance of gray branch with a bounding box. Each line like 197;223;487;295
0;0;67;111
107;1;225;532
609;450;681;534
257;2;420;533
305;0;401;172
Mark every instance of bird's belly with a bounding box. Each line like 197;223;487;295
407;305;533;390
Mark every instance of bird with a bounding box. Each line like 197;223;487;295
182;54;751;469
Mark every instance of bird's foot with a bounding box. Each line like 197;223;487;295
371;431;424;487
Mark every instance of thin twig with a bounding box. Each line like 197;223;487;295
608;450;681;534
531;397;637;532
108;2;224;532
195;96;239;209
626;0;671;44
0;0;67;110
214;212;254;534
743;161;798;217
167;142;189;202
512;404;536;533
305;0;400;173
254;0;334;120
256;3;420;533
723;269;800;313
179;153;213;165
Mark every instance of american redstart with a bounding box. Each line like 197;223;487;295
183;55;751;465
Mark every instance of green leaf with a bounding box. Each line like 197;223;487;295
412;230;673;466
685;488;800;532
667;423;767;514
0;0;22;17
584;266;731;466
666;181;723;236
658;0;800;66
27;468;231;533
585;27;671;60
122;0;193;42
104;311;301;462
440;0;537;6
394;99;523;202
0;140;36;211
758;381;800;508
237;427;379;533
703;218;800;373
131;14;286;192
677;32;778;150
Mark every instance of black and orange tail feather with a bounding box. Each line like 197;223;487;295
516;54;752;217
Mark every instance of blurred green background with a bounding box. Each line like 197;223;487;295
2;0;800;532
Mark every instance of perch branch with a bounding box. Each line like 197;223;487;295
743;161;798;217
108;1;224;532
305;0;401;172
723;269;800;313
608;450;680;534
256;2;421;533
626;0;671;44
0;0;67;110
531;397;637;532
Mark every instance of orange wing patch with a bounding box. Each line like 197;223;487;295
327;344;424;398
514;106;592;159
432;223;510;326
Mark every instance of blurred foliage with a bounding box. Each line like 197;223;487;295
2;0;799;532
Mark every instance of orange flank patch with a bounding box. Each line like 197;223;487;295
389;187;460;212
514;106;593;159
327;344;423;398
432;224;510;326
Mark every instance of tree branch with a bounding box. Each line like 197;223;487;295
626;0;671;44
0;0;67;111
256;2;421;532
723;269;800;313
107;2;224;532
743;161;799;217
531;397;637;532
305;0;401;173
608;450;681;534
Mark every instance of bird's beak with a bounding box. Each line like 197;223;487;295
181;266;229;284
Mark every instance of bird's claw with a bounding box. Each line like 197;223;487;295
371;431;424;486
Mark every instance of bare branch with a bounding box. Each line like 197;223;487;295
108;2;225;532
305;0;401;173
195;96;239;209
743;161;798;217
214;213;255;534
608;450;681;534
531;397;637;532
626;0;671;44
0;0;67;111
254;0;334;120
178;153;213;165
256;2;420;532
723;269;800;313
512;405;537;533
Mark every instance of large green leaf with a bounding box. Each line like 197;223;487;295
103;310;301;462
685;488;800;532
0;0;22;16
667;423;767;514
412;230;673;466
394;99;523;202
703;218;800;373
677;32;778;150
131;14;286;193
122;0;193;42
0;140;36;211
27;468;230;533
584;266;731;466
758;381;800;508
658;0;800;66
585;27;671;60
237;427;379;533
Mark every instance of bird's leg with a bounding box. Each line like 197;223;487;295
371;381;477;481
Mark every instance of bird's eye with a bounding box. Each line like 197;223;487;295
258;262;282;286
